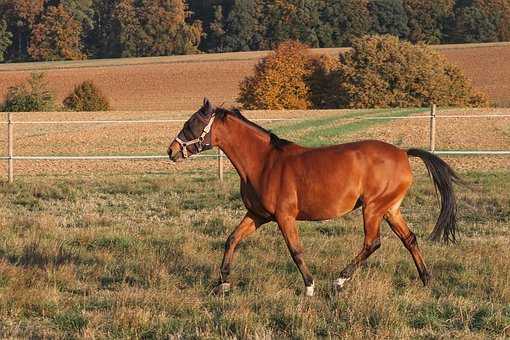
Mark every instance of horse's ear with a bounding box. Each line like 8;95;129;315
203;97;215;115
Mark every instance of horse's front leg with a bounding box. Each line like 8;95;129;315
212;212;267;295
276;215;315;296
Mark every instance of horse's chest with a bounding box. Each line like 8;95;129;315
240;181;274;219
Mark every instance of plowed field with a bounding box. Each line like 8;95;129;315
1;43;509;110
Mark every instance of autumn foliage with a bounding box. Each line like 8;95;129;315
29;4;85;61
239;36;488;110
334;35;488;108
238;41;314;110
63;81;111;112
113;0;202;57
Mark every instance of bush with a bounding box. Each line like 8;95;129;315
238;41;313;110
63;81;110;111
1;73;55;112
238;36;488;110
307;54;341;109
333;35;488;108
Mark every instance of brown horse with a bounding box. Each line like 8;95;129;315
168;99;461;296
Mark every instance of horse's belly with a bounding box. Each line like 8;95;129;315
296;192;359;221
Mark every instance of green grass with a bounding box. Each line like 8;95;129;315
0;170;508;338
270;108;427;146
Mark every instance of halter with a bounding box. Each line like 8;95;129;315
174;113;216;159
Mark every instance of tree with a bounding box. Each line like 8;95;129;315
87;0;121;58
220;0;266;51
0;0;44;60
448;0;510;43
63;80;110;111
113;0;202;57
1;73;55;112
0;19;12;62
332;35;488;108
368;0;409;38
187;0;234;51
64;0;95;32
29;4;85;61
263;0;324;48
306;54;341;108
403;0;454;43
320;0;372;47
238;41;313;109
141;0;202;56
204;5;226;52
113;0;144;57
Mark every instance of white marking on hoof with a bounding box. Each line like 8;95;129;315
333;277;351;290
305;282;315;297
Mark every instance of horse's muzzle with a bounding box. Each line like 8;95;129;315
167;142;182;162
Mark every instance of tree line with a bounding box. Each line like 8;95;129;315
1;0;509;63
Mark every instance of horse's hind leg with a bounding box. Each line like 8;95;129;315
385;207;431;286
334;204;383;290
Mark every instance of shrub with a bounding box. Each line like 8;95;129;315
238;41;313;110
63;81;110;111
306;54;341;109
333;35;488;108
1;73;55;112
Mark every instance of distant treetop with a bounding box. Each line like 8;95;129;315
0;0;509;62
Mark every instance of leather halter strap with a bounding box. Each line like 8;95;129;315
174;115;216;158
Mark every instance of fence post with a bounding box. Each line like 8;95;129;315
217;148;224;182
429;104;437;153
7;112;13;183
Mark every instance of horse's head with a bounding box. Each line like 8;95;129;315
168;98;217;162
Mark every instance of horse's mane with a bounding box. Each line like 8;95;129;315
216;108;292;150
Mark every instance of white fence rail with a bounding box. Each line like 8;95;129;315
4;106;510;182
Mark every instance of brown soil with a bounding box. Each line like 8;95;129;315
1;43;509;110
0;108;507;179
349;108;510;172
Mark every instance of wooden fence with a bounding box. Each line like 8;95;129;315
3;106;510;182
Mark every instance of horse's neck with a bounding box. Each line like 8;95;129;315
214;115;272;186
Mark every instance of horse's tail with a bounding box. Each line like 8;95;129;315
407;148;462;244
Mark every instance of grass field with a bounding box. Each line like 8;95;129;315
0;170;508;338
1;42;510;110
0;107;508;338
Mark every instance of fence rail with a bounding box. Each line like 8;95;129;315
4;106;510;182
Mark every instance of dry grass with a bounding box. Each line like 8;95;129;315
0;105;507;337
0;170;508;338
1;42;509;110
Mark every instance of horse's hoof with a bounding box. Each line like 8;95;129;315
333;277;351;291
211;282;231;295
305;282;315;297
421;272;432;287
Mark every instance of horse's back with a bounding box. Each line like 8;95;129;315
310;140;413;194
296;140;410;174
273;140;412;220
